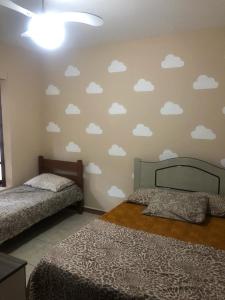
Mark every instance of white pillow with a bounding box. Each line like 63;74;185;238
24;173;74;192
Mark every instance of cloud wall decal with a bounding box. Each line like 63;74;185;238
193;75;219;90
160;101;183;115
108;60;127;73
108;144;127;156
46;122;61;133
85;162;102;175
222;107;225;115
134;79;155;92
161;54;184;69
46;84;60;95
221;159;225;168
86;123;103;135
191;125;216;140
133;124;153;137
66;142;81;153
65;104;81;115
64;65;80;77
107;186;126;198
159;149;178;161
86;82;103;94
108;102;127;115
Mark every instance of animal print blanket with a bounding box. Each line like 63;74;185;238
28;219;225;300
0;185;83;243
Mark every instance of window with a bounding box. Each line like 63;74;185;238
0;87;6;186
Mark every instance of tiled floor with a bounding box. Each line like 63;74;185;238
0;209;97;283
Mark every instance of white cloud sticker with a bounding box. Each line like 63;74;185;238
108;144;127;157
108;60;127;73
46;84;60;95
46;122;61;133
220;159;225;168
85;162;102;175
222;107;225;114
161;54;184;69
107;186;126;198
193;75;219;90
86;82;103;94
160;101;183;115
66;142;81;153
134;79;155;92
191;125;216;140
86;123;103;135
108;102;127;115
133;124;153;137
159;149;178;161
65;104;81;115
64;65;80;77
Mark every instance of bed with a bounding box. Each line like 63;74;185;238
0;156;84;243
28;157;225;300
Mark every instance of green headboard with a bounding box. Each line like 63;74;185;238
134;157;225;195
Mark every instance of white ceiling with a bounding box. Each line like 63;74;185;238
0;0;225;50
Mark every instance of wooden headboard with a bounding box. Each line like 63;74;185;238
134;157;225;195
38;156;83;191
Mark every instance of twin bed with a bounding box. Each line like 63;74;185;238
1;156;225;299
27;157;225;300
0;156;84;243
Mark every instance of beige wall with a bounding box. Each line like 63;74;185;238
41;28;225;211
0;28;224;212
0;43;43;186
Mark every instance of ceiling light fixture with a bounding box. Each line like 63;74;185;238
23;13;66;50
0;0;104;50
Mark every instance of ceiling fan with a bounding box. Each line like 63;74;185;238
0;0;104;50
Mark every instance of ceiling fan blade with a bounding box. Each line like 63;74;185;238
21;31;30;37
61;12;104;27
0;0;35;18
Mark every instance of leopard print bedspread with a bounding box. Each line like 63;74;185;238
28;219;225;300
0;185;83;242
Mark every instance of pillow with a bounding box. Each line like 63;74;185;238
127;187;182;206
196;192;225;217
24;173;74;192
127;188;159;205
142;190;208;223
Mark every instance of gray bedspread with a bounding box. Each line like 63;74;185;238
28;219;225;300
0;184;83;242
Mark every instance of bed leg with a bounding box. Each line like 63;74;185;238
74;200;84;214
70;200;84;214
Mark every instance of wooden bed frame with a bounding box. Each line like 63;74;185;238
38;156;84;213
134;157;225;195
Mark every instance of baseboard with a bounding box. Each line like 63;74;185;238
84;206;105;215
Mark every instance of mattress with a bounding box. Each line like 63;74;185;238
28;218;225;300
27;202;225;300
0;184;83;242
101;202;225;250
